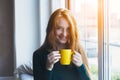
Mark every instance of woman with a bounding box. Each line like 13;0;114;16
33;8;91;80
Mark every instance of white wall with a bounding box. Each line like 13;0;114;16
50;0;65;13
14;0;40;67
39;0;50;45
14;0;66;68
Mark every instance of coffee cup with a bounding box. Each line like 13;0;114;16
60;49;73;65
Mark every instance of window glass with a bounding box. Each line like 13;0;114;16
70;0;98;79
109;0;120;79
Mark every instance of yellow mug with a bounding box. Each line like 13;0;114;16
60;49;73;65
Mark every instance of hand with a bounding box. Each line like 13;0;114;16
72;51;83;67
46;51;61;71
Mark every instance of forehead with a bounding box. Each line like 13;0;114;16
56;17;69;27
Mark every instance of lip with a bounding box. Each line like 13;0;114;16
61;38;67;41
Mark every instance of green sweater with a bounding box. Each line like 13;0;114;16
33;48;90;80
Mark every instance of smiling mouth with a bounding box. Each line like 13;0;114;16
61;37;67;40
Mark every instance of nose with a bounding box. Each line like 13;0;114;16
63;30;68;37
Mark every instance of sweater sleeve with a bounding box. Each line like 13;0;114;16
77;64;91;80
33;50;53;80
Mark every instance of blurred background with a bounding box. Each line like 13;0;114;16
0;0;120;80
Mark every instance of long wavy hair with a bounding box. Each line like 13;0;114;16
40;8;91;78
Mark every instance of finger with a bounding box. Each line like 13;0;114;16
72;53;83;64
50;55;61;62
48;51;60;58
74;51;81;56
72;59;77;64
53;51;59;54
72;57;82;67
48;53;61;61
72;55;79;63
47;51;61;65
48;55;61;64
73;54;81;62
53;58;60;64
73;52;82;60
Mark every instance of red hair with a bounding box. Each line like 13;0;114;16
41;8;91;78
43;8;80;51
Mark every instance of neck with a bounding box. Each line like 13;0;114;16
56;43;67;50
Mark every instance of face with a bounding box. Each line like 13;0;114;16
55;17;70;45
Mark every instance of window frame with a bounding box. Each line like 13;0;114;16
67;0;110;80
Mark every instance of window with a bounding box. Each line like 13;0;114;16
68;0;120;80
69;0;98;79
109;0;120;79
49;0;120;79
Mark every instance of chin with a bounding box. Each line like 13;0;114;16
59;41;67;44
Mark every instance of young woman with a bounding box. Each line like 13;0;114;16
33;8;91;80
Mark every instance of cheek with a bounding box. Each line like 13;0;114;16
55;30;62;36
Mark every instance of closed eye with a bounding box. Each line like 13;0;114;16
56;26;63;30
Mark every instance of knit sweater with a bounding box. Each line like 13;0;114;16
33;48;90;80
